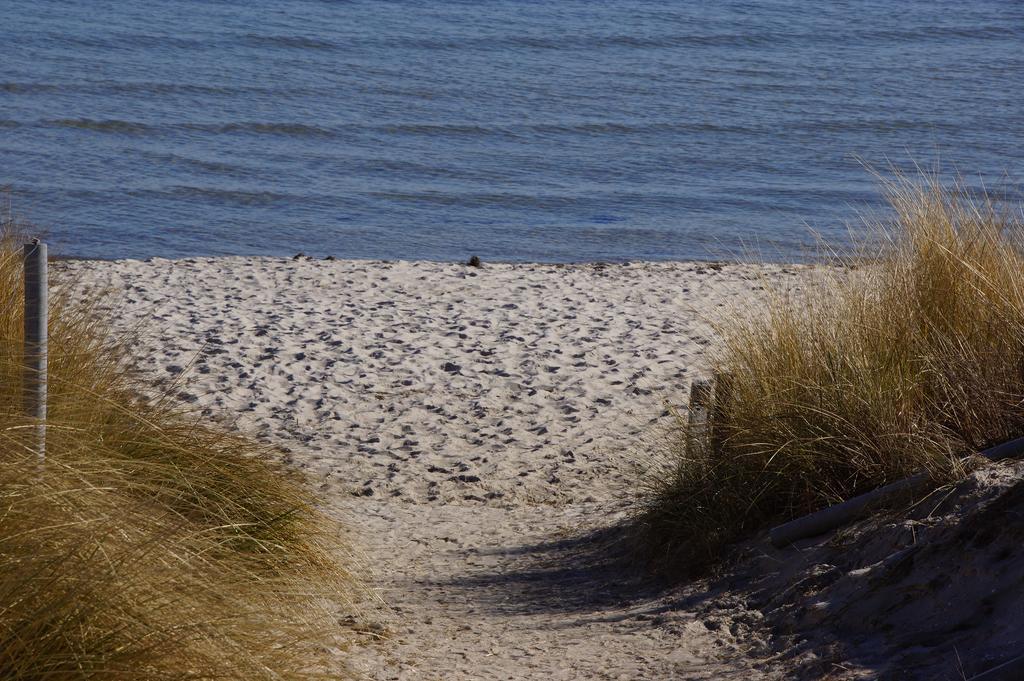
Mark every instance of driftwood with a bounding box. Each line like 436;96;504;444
769;435;1024;548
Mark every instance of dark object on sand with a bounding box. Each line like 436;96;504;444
292;252;306;260
467;255;482;268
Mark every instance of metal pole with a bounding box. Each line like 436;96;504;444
23;239;47;460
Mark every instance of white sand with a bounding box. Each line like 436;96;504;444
59;257;803;679
61;257;803;508
59;256;1024;680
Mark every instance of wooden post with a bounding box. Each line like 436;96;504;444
686;374;731;458
23;239;47;460
685;378;714;458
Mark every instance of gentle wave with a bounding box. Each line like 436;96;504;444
115;186;369;211
240;34;341;50
49;32;205;50
869;25;1021;43
129;186;297;206
43;118;154;134
178;122;337;137
36;119;335;138
795;118;963;134
1;82;62;94
364;190;703;210
18;24;1017;59
22;117;969;140
374;121;768;138
532;121;762;136
138;151;263;178
31;31;792;54
228;25;1020;53
365;190;578;209
3;80;323;98
379;123;517;138
250;32;800;52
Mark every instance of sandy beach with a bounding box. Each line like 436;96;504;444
56;256;1024;680
57;256;798;679
60;257;805;509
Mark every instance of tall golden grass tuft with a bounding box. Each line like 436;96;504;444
0;216;362;678
637;174;1024;570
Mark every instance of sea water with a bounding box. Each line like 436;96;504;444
2;0;1023;261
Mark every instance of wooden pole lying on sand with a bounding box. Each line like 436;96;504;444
769;435;1024;548
23;239;47;460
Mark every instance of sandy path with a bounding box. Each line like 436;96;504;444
60;257;800;679
343;499;779;680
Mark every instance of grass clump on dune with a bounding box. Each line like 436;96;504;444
0;223;362;678
637;174;1024;570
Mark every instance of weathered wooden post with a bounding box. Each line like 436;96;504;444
23;238;47;459
686;373;731;458
685;377;714;458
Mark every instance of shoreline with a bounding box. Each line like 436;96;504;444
51;252;808;267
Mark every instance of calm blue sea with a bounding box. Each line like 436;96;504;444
2;1;1023;261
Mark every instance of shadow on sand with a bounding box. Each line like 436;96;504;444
416;521;727;624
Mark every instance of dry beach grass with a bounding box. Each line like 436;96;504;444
637;175;1024;570
0;219;362;678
